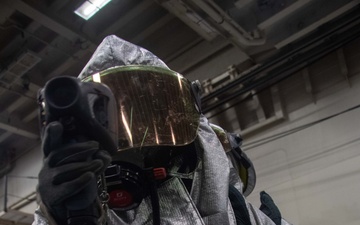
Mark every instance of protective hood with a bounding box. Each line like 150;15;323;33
34;35;291;225
78;35;200;151
75;36;232;223
79;35;169;80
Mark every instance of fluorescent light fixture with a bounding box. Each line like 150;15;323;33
92;73;101;83
74;0;111;20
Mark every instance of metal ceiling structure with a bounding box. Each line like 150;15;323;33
0;0;360;223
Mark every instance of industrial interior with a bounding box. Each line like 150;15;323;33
1;0;360;224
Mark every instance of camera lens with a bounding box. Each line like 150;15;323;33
45;77;80;109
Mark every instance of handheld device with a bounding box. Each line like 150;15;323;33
38;76;118;225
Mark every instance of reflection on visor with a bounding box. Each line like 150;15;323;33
83;66;200;151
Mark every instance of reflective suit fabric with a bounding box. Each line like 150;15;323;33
100;115;237;224
33;116;289;225
33;35;292;225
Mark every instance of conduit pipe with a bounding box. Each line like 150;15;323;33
202;18;360;114
201;6;360;104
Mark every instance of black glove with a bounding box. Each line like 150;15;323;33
37;121;112;224
259;191;282;225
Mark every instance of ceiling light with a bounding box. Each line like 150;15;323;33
74;0;111;20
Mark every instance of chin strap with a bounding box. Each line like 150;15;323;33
145;168;162;225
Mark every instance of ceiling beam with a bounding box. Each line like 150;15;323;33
5;0;77;42
49;0;71;12
275;0;359;49
22;109;38;123
302;67;316;103
0;111;39;139
0;21;41;68
99;0;154;38
45;48;92;79
337;48;351;87
0;1;15;24
258;0;313;29
167;37;233;73
0;132;12;143
0;78;41;142
39;35;90;79
132;14;174;44
251;91;266;122
4;0;96;47
10;78;41;95
271;85;284;118
0;107;39;143
168;37;228;71
6;96;28;113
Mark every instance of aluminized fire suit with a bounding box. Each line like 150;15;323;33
33;35;291;225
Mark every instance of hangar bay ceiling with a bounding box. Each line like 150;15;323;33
0;0;359;189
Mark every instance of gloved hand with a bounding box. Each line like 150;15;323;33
37;121;112;224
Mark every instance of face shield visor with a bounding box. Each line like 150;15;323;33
82;65;200;152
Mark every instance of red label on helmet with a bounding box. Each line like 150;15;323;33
109;190;133;208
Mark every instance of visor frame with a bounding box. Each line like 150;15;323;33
82;65;201;151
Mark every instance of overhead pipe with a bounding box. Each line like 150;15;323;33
202;17;360;114
205;0;255;40
191;0;265;46
8;191;37;211
201;5;360;104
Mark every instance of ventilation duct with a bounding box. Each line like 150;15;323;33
0;50;41;89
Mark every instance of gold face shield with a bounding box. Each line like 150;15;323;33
83;66;200;151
